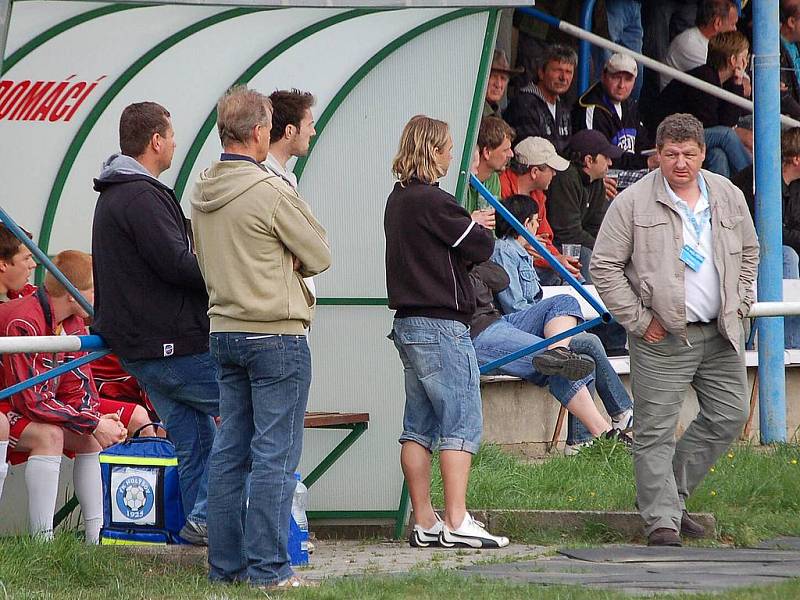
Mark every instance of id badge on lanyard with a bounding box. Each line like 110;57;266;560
676;202;710;272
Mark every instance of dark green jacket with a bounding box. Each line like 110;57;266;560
547;163;607;249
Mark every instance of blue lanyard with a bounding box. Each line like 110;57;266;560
674;200;711;244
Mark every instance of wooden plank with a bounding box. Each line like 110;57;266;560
304;411;370;427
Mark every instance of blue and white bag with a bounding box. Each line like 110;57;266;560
99;423;185;545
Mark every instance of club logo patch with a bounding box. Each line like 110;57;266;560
115;476;155;521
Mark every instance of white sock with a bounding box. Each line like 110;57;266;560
73;452;103;545
0;441;9;501
25;455;61;540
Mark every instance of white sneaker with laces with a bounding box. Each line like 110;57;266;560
564;440;592;456
612;408;634;433
409;515;444;548
439;513;509;548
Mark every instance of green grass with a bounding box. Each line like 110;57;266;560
1;534;800;599
430;441;800;546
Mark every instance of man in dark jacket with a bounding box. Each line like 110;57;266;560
732;126;800;348
547;130;622;282
652;31;752;177
573;53;657;184
503;44;576;155
92;102;218;545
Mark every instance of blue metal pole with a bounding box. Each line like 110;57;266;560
753;0;786;443
469;174;612;320
578;0;597;94
0;350;110;400
480;316;604;374
0;206;94;317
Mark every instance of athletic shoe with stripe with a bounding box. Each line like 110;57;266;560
409;516;444;548
439;513;509;548
533;347;595;380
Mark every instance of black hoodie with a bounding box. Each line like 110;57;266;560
384;179;494;324
91;154;209;360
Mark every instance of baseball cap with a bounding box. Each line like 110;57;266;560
569;129;624;159
604;53;637;77
514;137;570;171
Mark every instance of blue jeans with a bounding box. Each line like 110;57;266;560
596;0;644;99
121;352;219;524
473;297;595;445
567;333;634;444
703;126;752;177
207;333;310;585
391;317;482;454
783;246;800;349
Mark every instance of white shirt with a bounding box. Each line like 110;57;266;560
661;27;709;89
546;100;557;121
663;175;721;323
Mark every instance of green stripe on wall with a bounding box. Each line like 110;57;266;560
454;9;499;204
293;7;484;182
172;9;374;200
2;4;143;74
36;7;266;283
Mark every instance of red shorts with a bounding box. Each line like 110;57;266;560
1;398;139;464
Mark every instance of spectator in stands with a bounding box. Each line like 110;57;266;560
0;251;128;543
596;0;645;99
547;129;622;282
498;136;581;285
469;258;632;454
0;224;35;302
574;53;658;191
464;116;514;229
732;127;800;348
654;31;751;177
491;195;633;454
591;113;758;547
191;86;330;589
642;0;697;80
779;0;800;121
661;0;739;90
484;50;523;118
92;102;218;546
385;115;508;549
504;44;577;155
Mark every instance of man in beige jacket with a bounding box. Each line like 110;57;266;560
590;113;759;547
190;85;331;590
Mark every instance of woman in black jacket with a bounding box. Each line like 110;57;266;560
384;115;507;549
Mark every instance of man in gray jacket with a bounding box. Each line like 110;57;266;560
590;113;759;547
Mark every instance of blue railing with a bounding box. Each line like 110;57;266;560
469;174;612;375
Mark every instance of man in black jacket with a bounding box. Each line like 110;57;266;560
780;0;800;121
92;102;218;545
573;53;657;189
503;44;576;155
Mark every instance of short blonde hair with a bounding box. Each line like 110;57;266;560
216;85;272;147
392;115;450;184
44;250;93;298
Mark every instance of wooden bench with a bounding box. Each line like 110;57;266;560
54;411;370;528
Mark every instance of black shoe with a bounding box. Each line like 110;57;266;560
604;428;633;452
680;511;706;538
648;528;682;547
533;348;595;380
179;519;208;546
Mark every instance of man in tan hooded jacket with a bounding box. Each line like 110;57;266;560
190;85;330;590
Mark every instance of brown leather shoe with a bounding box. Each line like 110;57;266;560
647;528;682;547
681;511;706;538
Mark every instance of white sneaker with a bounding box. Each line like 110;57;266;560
564;440;592;456
409;515;443;548
612;408;634;433
439;513;509;548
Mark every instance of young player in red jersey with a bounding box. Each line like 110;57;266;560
0;251;132;542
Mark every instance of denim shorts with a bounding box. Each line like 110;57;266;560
390;316;482;454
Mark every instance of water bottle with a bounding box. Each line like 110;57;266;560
288;473;309;565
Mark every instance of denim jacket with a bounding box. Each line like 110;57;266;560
491;237;543;314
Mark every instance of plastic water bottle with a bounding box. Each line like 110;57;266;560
288;473;309;565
